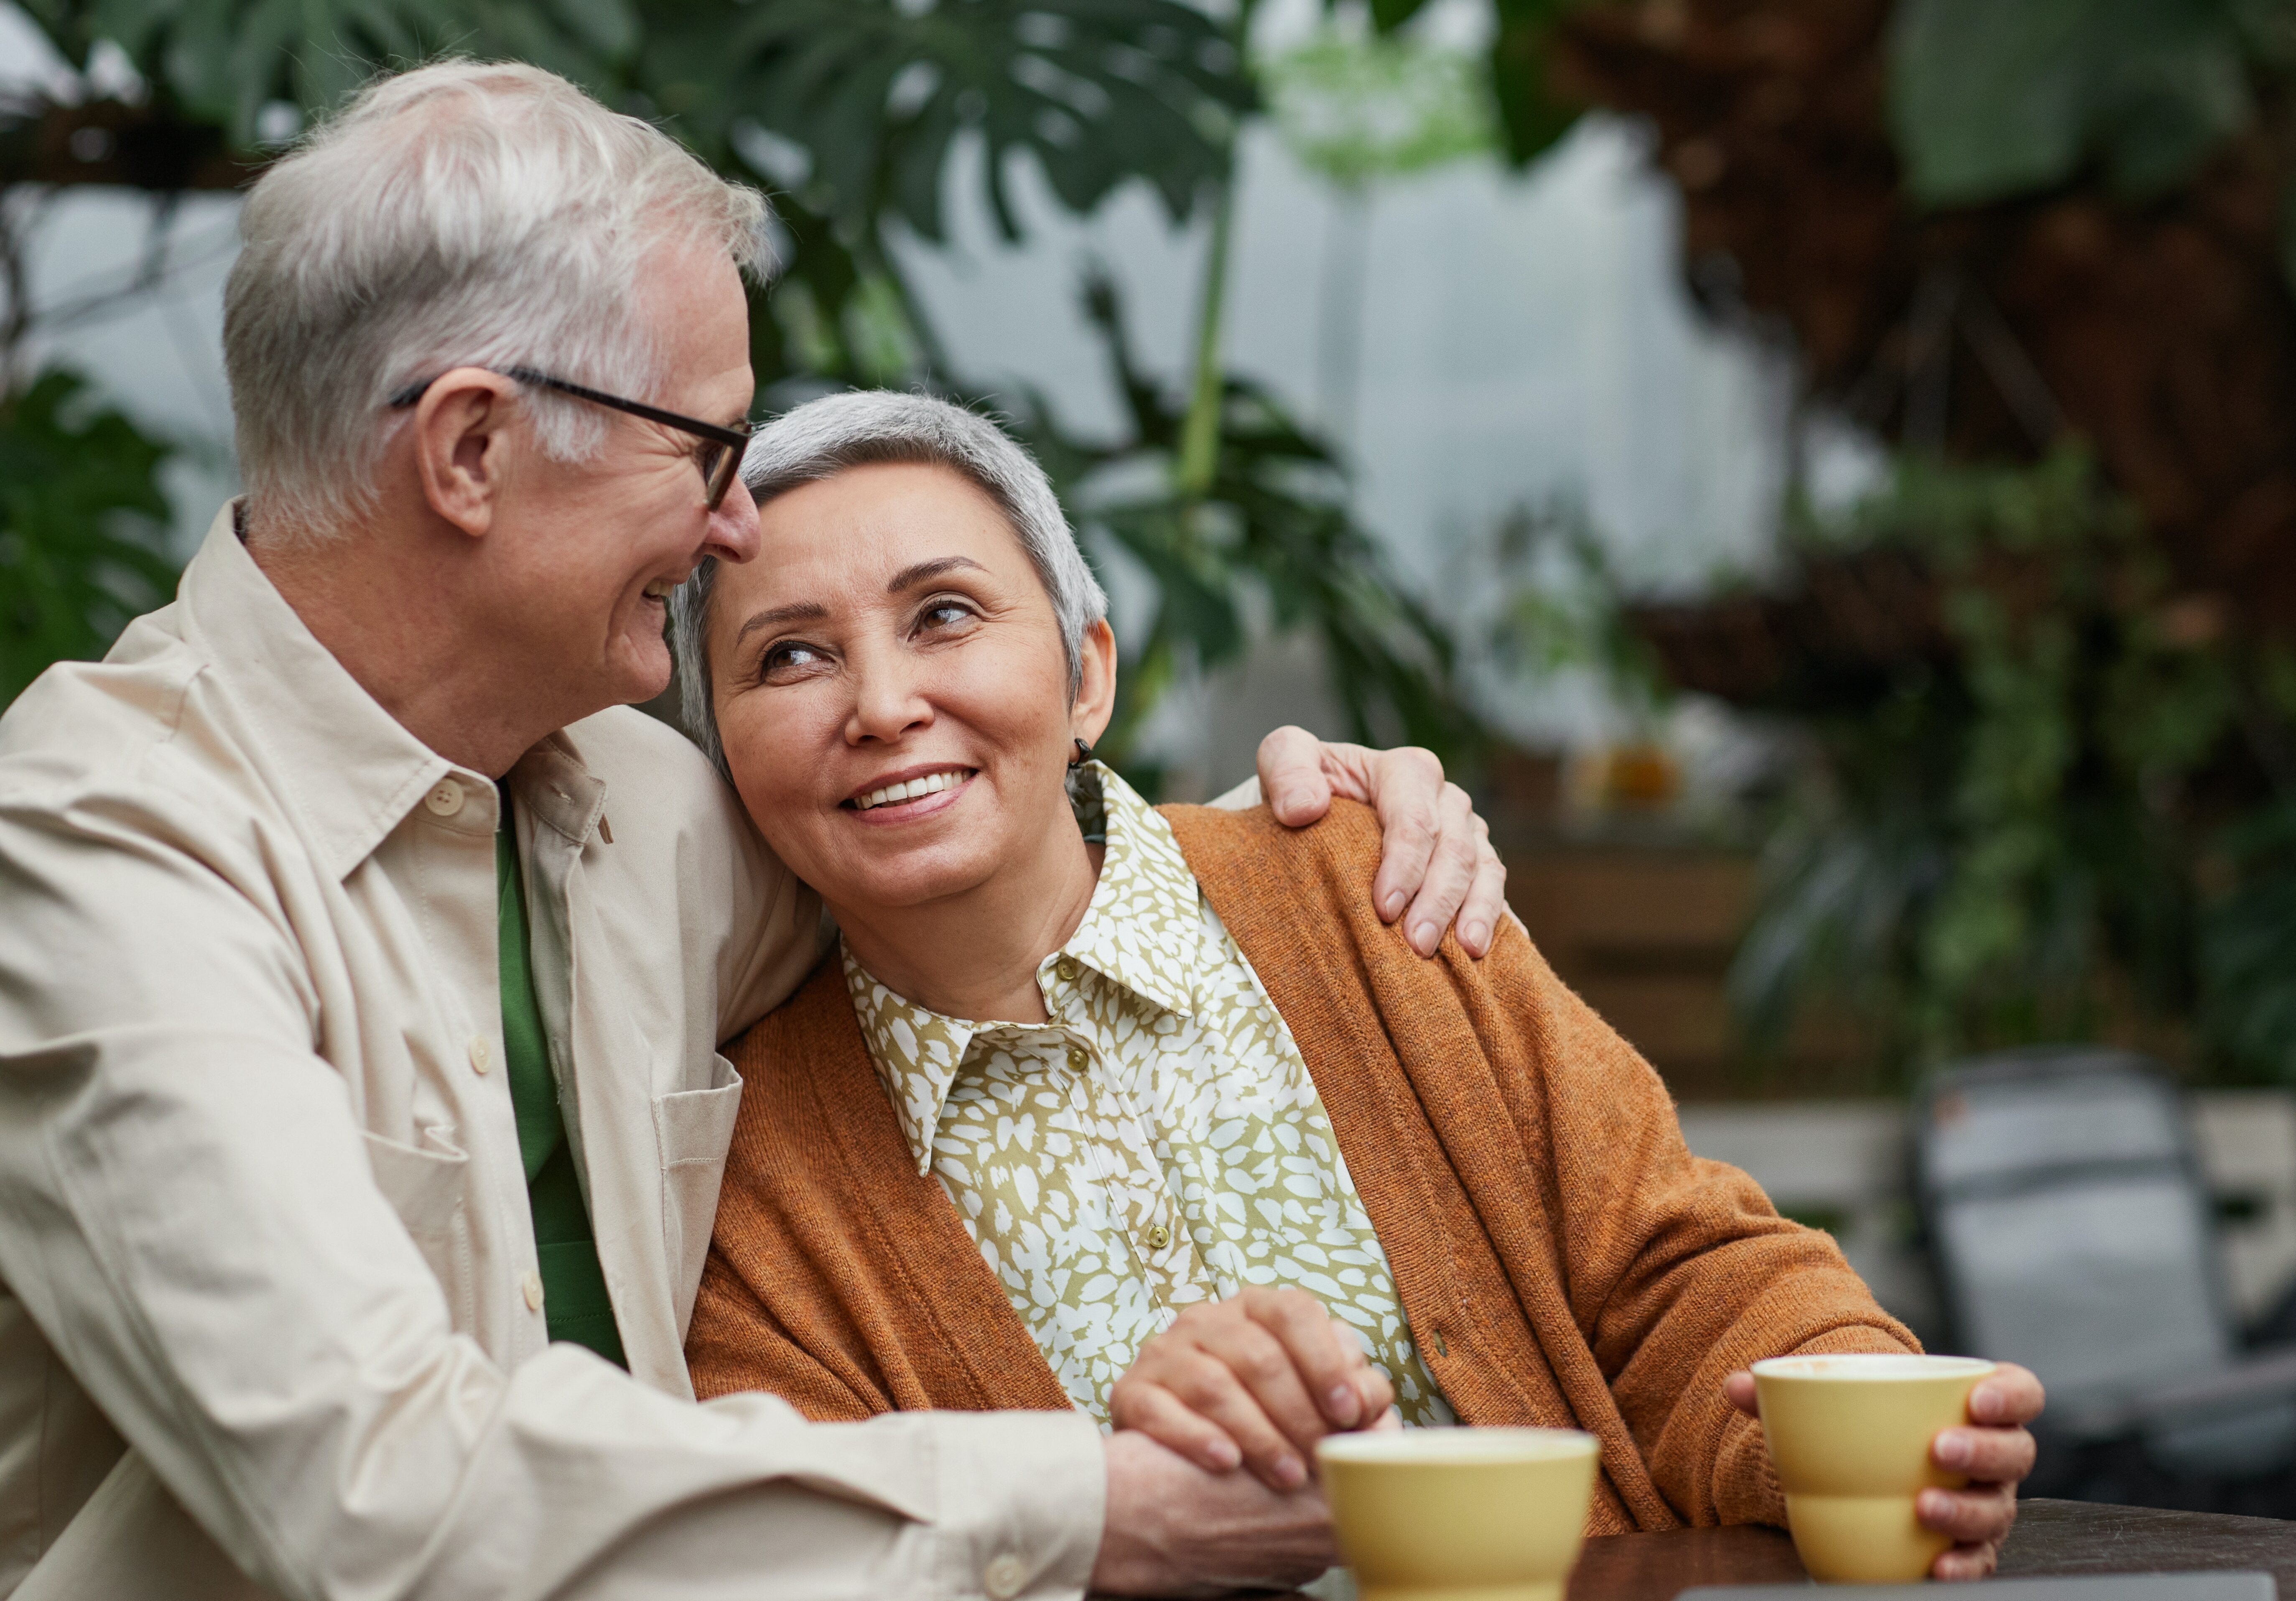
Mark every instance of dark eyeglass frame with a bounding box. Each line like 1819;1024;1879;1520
388;365;753;511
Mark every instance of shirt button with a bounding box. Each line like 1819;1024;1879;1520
1144;1224;1171;1250
1055;956;1079;983
468;1037;492;1075
983;1553;1028;1600
423;778;465;817
1064;1045;1087;1071
522;1270;545;1313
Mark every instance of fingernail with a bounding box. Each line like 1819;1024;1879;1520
1206;1439;1241;1471
1273;1454;1306;1489
1970;1383;2001;1422
1463;921;1488;952
1934;1430;1971;1469
1382;892;1405;919
1412;921;1438;952
1327;1384;1362;1426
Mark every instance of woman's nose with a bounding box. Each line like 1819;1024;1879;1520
843;650;933;745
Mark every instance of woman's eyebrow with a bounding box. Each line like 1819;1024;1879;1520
734;602;829;646
886;556;986;593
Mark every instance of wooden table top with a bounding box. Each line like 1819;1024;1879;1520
1560;1500;2296;1600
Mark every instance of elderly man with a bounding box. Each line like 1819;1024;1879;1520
0;60;1509;1601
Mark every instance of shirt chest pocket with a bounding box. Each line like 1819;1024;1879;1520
653;1051;744;1340
360;1129;476;1333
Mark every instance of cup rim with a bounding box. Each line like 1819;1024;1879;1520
1751;1353;1997;1381
1315;1427;1601;1464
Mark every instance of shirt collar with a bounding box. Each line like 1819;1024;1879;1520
843;762;1204;1173
843;944;981;1171
174;502;604;879
1061;763;1200;1020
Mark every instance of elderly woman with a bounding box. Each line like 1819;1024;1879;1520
672;393;2042;1570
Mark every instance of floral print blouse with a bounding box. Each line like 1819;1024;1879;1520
842;763;1451;1428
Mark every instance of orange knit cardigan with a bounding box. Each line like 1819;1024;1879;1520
686;801;1916;1532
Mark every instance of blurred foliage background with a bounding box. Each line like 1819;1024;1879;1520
15;0;2296;1083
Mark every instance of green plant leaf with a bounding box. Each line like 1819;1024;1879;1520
1728;449;2200;1075
652;0;1253;247
1263;27;1497;188
1363;0;1437;30
0;369;179;709
82;0;635;143
548;0;637;59
1890;0;2255;208
1487;0;1584;166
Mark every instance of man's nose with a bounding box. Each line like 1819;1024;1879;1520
705;476;761;564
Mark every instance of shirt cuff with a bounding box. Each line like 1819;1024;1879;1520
1205;776;1261;811
928;1410;1106;1601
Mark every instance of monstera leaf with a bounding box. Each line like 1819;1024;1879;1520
645;0;1253;245
54;0;637;140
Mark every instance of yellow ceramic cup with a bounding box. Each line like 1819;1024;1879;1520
1753;1353;1998;1584
1317;1427;1601;1601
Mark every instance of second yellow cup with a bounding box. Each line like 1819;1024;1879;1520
1318;1427;1601;1601
1753;1352;1998;1584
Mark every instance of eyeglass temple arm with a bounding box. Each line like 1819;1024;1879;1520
386;368;751;451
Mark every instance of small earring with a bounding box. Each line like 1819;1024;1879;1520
1070;737;1095;768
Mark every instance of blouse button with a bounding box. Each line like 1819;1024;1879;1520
468;1037;492;1075
1055;956;1079;983
423;778;465;817
1065;1044;1087;1071
1144;1223;1171;1250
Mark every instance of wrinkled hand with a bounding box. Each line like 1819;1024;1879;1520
1109;1287;1397;1491
1726;1362;2045;1581
1093;1429;1338;1597
1254;727;1505;958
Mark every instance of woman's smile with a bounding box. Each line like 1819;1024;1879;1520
843;763;979;823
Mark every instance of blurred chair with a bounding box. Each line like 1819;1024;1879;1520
1916;1048;2296;1502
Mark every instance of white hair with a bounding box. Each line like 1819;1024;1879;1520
224;59;769;540
672;391;1110;781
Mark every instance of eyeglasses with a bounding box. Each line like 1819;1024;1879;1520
388;366;753;511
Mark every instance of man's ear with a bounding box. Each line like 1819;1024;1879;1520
411;368;520;538
1073;617;1119;750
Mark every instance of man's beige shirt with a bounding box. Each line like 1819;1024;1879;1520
845;765;1449;1429
0;509;1106;1600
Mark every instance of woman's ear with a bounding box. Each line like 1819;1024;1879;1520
1072;618;1118;750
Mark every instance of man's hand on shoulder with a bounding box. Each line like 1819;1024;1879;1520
1093;1429;1337;1597
1253;727;1505;959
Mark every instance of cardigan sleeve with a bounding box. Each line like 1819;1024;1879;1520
1498;931;1918;1527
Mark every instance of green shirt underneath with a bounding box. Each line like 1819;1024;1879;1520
497;790;627;1367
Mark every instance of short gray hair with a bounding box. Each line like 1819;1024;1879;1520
672;390;1109;780
224;59;770;540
